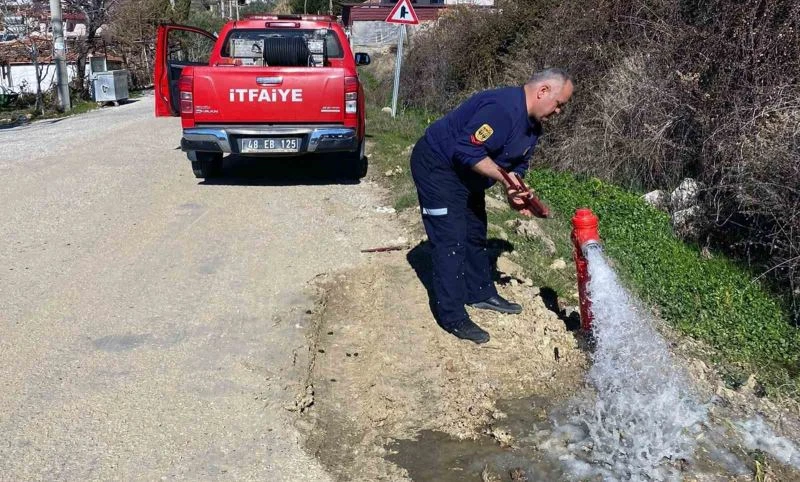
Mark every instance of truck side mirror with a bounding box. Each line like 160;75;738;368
354;52;371;66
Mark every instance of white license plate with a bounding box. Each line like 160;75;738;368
239;137;300;153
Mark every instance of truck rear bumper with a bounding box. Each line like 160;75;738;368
181;125;358;155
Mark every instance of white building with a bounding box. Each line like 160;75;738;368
0;39;119;93
1;60;88;93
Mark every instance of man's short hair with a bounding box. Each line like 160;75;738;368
528;68;572;86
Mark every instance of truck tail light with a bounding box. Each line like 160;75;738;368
344;76;358;115
178;75;194;115
180;91;193;114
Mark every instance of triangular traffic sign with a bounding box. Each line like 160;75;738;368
385;0;419;25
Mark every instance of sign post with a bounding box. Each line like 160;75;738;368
390;26;405;118
385;0;419;118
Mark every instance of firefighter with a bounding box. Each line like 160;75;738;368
410;68;574;344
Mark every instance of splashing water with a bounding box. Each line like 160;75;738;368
736;417;800;469
551;246;708;481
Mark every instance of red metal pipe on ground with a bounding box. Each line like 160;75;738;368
571;208;601;333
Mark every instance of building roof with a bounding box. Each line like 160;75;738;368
341;3;448;24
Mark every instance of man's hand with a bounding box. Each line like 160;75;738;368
471;159;550;218
471;157;510;187
506;187;534;217
501;170;551;218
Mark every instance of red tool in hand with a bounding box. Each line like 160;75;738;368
499;169;551;219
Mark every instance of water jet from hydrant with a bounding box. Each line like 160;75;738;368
553;209;708;480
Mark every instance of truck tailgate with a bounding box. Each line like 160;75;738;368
190;67;346;124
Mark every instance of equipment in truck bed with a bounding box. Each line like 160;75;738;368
230;31;328;67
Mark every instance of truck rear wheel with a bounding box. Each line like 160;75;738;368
344;142;367;180
190;152;223;179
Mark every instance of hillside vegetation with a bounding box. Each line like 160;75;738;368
400;0;800;321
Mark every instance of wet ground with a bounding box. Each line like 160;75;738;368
387;391;800;481
388;397;569;482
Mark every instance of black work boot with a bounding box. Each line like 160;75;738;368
469;294;523;314
441;318;490;344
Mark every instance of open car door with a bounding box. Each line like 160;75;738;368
154;24;216;117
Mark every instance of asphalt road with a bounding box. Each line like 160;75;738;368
0;93;404;480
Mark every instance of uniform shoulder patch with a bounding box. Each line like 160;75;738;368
470;123;494;145
475;124;494;142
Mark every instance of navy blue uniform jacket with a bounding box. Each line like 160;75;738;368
423;86;543;189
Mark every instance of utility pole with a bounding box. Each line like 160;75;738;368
49;0;71;111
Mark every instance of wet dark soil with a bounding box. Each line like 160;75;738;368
387;397;571;482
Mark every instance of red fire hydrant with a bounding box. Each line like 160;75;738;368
571;208;602;333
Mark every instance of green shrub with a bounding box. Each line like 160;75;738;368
529;168;800;393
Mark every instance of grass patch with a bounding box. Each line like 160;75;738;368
527;169;800;395
364;102;425;211
360;65;430;211
43;99;99;119
1;97;100;126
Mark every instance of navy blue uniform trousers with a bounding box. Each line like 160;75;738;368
410;137;498;326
